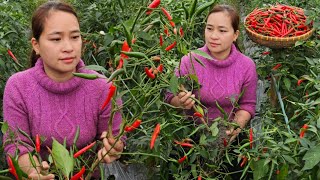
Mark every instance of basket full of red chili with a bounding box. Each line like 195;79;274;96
244;4;314;49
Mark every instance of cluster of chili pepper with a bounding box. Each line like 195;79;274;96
245;4;312;37
299;124;308;138
73;141;96;158
150;123;160;149
117;39;136;69
124;119;142;132
145;64;164;79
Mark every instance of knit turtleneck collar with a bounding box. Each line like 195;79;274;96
33;58;85;94
200;44;239;68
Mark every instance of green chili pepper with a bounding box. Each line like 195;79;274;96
107;68;125;83
189;0;198;18
120;51;148;59
121;23;132;48
182;3;189;19
194;1;216;17
73;73;99;80
73;126;80;145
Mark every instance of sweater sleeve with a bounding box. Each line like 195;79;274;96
97;82;125;142
238;61;258;119
3;75;34;157
164;55;191;104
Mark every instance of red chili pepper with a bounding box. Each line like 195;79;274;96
240;156;248;167
272;64;282;71
124;126;135;132
179;27;184;37
169;21;175;27
276;169;280;175
174;140;194;148
299;124;308;138
101;83;117;110
165;41;177;51
223;138;228;147
150;123;161;149
145;67;155;79
120;41;131;59
178;155;187;163
74;141;96;158
164;26;169;36
173;28;177;35
157;64;163;73
249;128;253;149
7;49;18;63
161;7;172;21
117;58;124;69
71;166;86;180
198;176;202;180
297;79;304;86
7;156;19;180
193;112;203;118
146;0;161;15
132;119;142;128
180;143;193;148
261;51;270;55
125;119;142;132
92;43;97;49
159;34;163;46
35;134;41;153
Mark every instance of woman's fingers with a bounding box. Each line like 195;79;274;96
28;172;55;180
178;91;195;109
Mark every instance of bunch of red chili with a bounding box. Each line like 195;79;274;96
245;4;312;37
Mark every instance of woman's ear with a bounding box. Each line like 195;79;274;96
31;38;40;55
233;30;240;42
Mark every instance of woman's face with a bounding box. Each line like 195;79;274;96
205;11;239;60
32;10;82;82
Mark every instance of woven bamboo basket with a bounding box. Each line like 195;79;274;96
244;15;314;49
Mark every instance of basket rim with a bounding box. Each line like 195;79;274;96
243;14;315;42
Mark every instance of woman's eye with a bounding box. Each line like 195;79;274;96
206;27;213;31
51;38;61;41
72;35;80;39
220;30;227;32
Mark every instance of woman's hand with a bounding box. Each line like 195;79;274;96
98;131;124;163
226;110;251;142
27;161;55;180
176;91;195;109
226;126;242;142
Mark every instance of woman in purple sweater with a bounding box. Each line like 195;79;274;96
167;5;257;143
3;2;123;179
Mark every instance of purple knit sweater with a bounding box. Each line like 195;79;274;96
3;59;123;158
166;44;258;122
